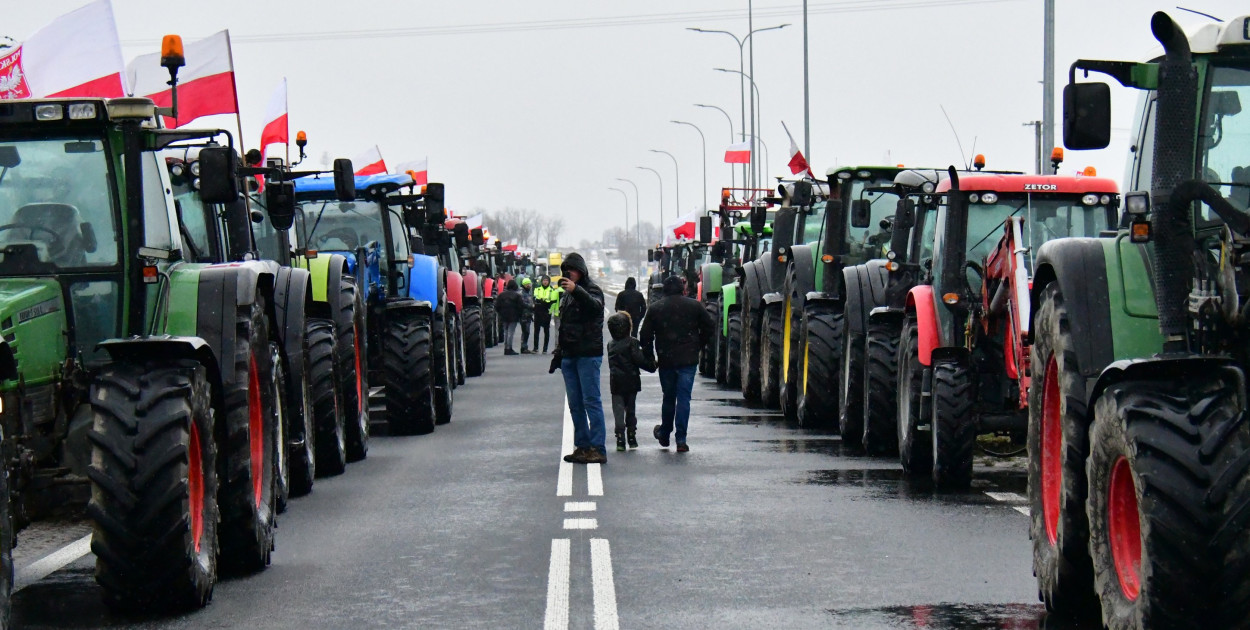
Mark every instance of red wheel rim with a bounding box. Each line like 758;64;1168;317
353;324;363;414
188;422;204;553
248;354;263;509
1041;356;1062;545
1108;456;1142;601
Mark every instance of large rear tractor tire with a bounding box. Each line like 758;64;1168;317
726;310;742;391
0;429;10;626
838;322;865;446
483;300;497;348
797;307;841;431
759;302;783;408
930;360;976;489
385;310;437;436
334;276;369;463
453;312;466;387
1028;283;1099;618
863;319;901;456
699;300;719;378
1088;377;1250;630
271;344;290;514
897;316;932;476
87;361;217;611
307;318;345;477
715;314;729;385
464;305;485;377
778;295;801;422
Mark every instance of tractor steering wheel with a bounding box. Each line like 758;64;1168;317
0;223;63;247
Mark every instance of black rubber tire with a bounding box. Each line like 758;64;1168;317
897;316;932;475
839;325;866;446
87;360;217;611
759;303;783;408
464;305;485;377
217;299;277;574
432;307;453;425
482;300;497;348
0;428;10;626
334;277;369;463
454;312;466;386
1027;282;1099;618
1088;377;1250;630
384;310;437;436
286;326;316;498
778;295;800;422
715;308;729;386
271;343;289;514
307;318;345;478
930;360;976;489
741;297;762;401
726;310;742;391
699;300;719;378
797;308;841;431
863;319;901;456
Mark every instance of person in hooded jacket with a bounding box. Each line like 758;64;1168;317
496;279;524;355
520;277;536;354
614;277;647;337
552;252;608;464
533;275;557;353
607;311;656;450
640;275;716;452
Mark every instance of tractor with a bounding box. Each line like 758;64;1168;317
716;207;774;389
737;193;802;404
1023;11;1250;627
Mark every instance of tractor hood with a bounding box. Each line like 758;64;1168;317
0;279;67;386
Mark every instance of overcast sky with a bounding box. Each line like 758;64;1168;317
7;1;1249;244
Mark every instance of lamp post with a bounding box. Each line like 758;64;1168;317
649;149;680;219
615;177;640;243
636;165;663;242
675;120;705;211
695;103;735;189
743;134;770;180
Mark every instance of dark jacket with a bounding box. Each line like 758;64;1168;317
496;280;523;324
556;253;605;357
640;275;715;369
608;337;656;394
615;277;647;332
520;286;535;321
534;276;555;324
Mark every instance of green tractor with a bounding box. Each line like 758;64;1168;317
737;197;802;404
1028;11;1250;626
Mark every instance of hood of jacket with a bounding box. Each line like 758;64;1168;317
625;277;637;291
560;252;590;283
662;274;686;296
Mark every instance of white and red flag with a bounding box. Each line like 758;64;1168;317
259;79;288;159
724;141;751;165
128;30;238;128
502;239;519;252
464;213;483;230
354;145;387;176
666;209;719;244
393;157;428;185
782;121;812;178
0;0;126;100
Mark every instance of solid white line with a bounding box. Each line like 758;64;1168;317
587;463;603;496
985;491;1027;503
590;538;620;630
564;501;597;512
563;518;598;530
558;398;573;496
543;539;571;630
15;533;92;591
1014;506;1031;516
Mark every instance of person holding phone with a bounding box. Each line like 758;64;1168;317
553;253;608;464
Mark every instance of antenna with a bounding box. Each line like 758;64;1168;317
1175;6;1223;22
940;105;969;170
968;136;978;166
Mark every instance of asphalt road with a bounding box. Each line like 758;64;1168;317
9;293;1095;629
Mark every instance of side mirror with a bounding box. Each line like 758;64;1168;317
851;199;872;229
791;180;813;207
471;227;484;246
265;181;297;230
750;205;767;236
198;147;240;204
647;249;655;262
79;222;97;253
425;182;446;223
403;205;422;229
453;222;470;248
1063;82;1111;150
894;198;915;231
699;216;713;243
333;158;356;202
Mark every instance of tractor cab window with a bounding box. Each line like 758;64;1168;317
172;189;216;263
801;201;824;245
299;198;382;254
141;152;175;251
911;202;938;264
0;137;120;270
252;212;285;262
1025;195;1113;252
1200;65;1250;223
846;178;900;264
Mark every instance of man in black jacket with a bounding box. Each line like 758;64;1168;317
496;279;523;355
614;277;647;337
555;253;609;464
640;275;716;452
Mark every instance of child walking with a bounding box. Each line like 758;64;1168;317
607;312;656;451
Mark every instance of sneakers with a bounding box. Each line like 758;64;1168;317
615;432;626;452
653;424;670;448
583;448;607;464
627;428;638;449
676;443;689;453
504;349;518;356
521;348;532;354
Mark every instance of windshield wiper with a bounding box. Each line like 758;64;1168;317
305;201;331;245
968;203;1028;254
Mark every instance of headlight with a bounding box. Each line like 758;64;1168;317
189;161;201;176
67;103;97;120
191;177;201;190
857;170;872;179
170;163;185;177
1100;194;1111;205
980;192;998;204
886;249;897;260
968;193;980;203
34;104;63;121
1082;193;1099;206
1125;191;1150;215
921;182;935;194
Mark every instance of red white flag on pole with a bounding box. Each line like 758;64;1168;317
354;146;387;176
259;79;288;159
724;141;751;165
0;0;126;100
464;213;483;230
782;121;812;178
128;30;238;128
393;157;428;185
503;239;518;252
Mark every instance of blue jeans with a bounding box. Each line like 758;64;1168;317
658;365;697;445
562;356;607;452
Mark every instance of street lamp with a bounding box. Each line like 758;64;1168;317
715;67;764;188
649;149;680;219
742;134;770;180
695;103;735;189
636;165;663;241
672;121;707;212
608;187;629;248
615;177;641;243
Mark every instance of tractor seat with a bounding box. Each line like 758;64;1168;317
4;203;88;266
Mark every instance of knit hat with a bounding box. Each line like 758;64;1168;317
522;278;532;287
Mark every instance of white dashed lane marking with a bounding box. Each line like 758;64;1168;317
563;518;598;530
564;502;596;512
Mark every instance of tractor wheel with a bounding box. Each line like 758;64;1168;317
715;312;729;385
863;319;901;456
930;360;976;489
1028;282;1099;618
839;323;865;446
778;295;801;422
384;310;436;436
453;311;466;387
87;360;217;611
797;307;841;431
271;344;289;514
1088;377;1250;630
432;307;453;425
741;297;762;401
759;302;783;408
464;305;485;377
0;429;10;626
217;300;277;574
726;310;742;391
286;328;316;498
334;277;369;463
897;316;932;476
307;318;345;478
482;300;497;348
699;300;719;378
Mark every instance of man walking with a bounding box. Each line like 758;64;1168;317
640;275;715;452
615;276;647;337
496;279;523;356
555;253;608;464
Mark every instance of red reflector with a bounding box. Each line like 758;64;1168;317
143;266;159;284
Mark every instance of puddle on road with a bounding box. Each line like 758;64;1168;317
712;414;787;425
827;602;1089;629
750;438;861;457
798;467;1028;503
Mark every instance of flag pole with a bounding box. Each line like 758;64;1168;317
224;30;246;154
284;78;290;165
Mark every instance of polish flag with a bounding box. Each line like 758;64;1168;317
128;31;238;128
259;79;288;159
782;122;812;178
0;0;126;100
393;157;428;185
464;213;484;230
354;145;387;176
724;141;751;164
503;239;519;252
666;209;719;244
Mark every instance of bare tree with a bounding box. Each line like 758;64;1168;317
543;215;565;250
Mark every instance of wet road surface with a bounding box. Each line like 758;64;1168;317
9;295;1098;629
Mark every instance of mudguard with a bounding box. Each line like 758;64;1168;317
905;285;940;366
272;266;311;387
482;276;495;298
462;269;481;304
1090;357;1243;412
194;262;273;387
99;335;221;387
701;263;723;296
301;252;350;317
843;260;891;336
720;284;738;336
444;267;464;314
788;246;815;311
763;292;784;306
867;305;905;327
741;261;768;311
1029;238;1116;380
386;297;434;317
409;253;441;308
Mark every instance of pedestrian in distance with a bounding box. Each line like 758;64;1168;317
640;275;715;452
533;275;557;353
615;276;647;337
551;252;609;464
608;311;656;451
496;279;523;356
520;277;536;354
